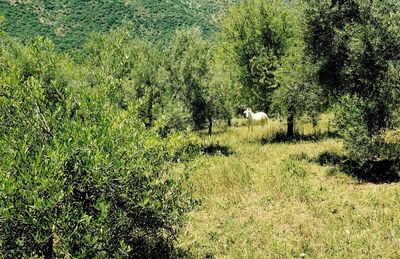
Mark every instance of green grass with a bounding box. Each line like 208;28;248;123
179;116;400;258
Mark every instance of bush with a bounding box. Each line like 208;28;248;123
0;36;196;257
335;95;400;165
153;100;193;137
306;0;400;170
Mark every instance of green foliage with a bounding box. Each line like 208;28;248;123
305;0;400;121
1;0;399;256
305;0;400;163
166;27;211;130
0;15;4;33
0;2;55;46
334;95;377;163
219;0;324;137
212;46;241;120
272;53;321;120
166;27;232;134
219;0;295;112
335;95;400;164
0;33;197;257
80;27;232;136
82;29;167;127
82;28;194;134
0;0;237;51
271;0;323;134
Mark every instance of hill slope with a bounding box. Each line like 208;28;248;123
0;0;236;51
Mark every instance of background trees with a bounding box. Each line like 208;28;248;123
0;0;237;51
219;0;323;138
218;0;291;113
166;28;211;132
166;27;232;136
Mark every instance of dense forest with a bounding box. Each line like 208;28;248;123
0;0;399;257
0;0;237;51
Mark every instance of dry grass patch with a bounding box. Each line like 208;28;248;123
178;118;400;258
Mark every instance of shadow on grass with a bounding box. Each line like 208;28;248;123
201;142;234;157
199;128;229;138
261;130;339;145
168;246;193;259
103;234;194;259
314;151;400;184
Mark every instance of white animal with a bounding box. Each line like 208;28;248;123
243;108;268;131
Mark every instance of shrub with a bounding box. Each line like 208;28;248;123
0;36;196;257
306;0;400;167
335;95;400;165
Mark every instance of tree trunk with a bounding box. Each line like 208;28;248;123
227;117;232;127
208;116;213;137
287;113;294;139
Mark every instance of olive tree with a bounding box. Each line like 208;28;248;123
219;0;322;138
165;27;230;136
83;29;169;128
271;0;323;138
218;0;294;113
305;0;400;163
0;33;197;258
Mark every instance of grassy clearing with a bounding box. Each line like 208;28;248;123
178;117;400;258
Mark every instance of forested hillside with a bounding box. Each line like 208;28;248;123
0;0;236;51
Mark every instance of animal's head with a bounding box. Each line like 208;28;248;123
243;108;252;118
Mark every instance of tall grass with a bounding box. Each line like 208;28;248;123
179;116;400;258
